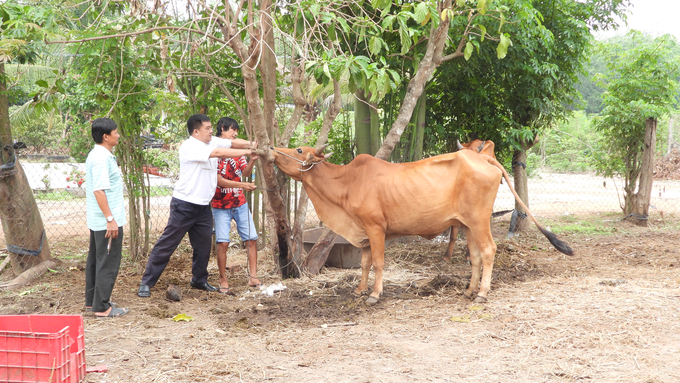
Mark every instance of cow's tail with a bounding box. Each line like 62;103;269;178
482;155;574;256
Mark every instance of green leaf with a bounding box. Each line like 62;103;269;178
498;12;505;33
382;15;396;30
323;62;331;80
369;36;382;56
414;2;429;24
496;33;512;59
464;41;474;60
328;22;337;41
172;313;194;322
35;79;48;88
456;0;466;7
478;0;487;15
478;25;486;42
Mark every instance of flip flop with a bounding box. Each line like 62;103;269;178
96;307;129;318
248;283;263;289
86;302;117;312
218;287;236;296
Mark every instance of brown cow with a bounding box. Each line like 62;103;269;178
271;145;572;305
443;139;497;262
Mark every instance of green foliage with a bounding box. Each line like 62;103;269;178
531;111;599;173
145;148;179;181
428;0;630;162
9;104;64;153
326;110;355;165
67;121;93;162
592;32;679;181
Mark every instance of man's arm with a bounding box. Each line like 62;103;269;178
217;175;257;192
210;148;252;159
93;190;119;239
230;138;257;149
242;154;259;178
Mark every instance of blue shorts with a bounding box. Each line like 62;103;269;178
212;203;258;243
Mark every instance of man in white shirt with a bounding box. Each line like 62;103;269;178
138;114;257;297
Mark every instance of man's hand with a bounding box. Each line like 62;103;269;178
105;220;118;239
241;182;257;192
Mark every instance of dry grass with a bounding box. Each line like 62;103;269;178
2;221;680;382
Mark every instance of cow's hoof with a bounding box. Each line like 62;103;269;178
463;290;474;300
473;295;488;303
441;255;452;263
365;296;379;305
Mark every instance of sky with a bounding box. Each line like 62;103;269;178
596;0;680;40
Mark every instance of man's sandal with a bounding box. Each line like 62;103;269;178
95;307;129;318
218;287;236;296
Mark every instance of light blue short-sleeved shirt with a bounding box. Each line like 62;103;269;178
86;145;126;231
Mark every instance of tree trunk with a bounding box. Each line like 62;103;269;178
668;115;674;155
355;90;371;155
510;140;535;233
628;117;656;227
413;92;426;161
375;2;454;161
223;8;297;278
0;62;53;278
370;103;381;155
261;0;277;145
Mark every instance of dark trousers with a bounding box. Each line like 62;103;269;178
85;227;124;312
141;197;213;287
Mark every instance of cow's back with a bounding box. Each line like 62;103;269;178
338;151;502;241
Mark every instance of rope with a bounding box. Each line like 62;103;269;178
7;230;46;257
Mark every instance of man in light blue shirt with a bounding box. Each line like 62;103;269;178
138;114;256;297
85;118;128;318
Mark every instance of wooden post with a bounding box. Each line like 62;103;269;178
668;115;674;155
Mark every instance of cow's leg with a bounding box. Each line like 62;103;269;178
465;226;497;303
365;232;386;305
355;246;372;296
442;226;458;262
463;226;482;300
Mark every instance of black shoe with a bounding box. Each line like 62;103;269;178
190;281;218;292
138;284;151;297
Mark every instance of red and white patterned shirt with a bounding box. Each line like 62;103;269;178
211;156;249;209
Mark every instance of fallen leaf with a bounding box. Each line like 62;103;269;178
450;315;471;323
469;305;485;311
172;313;194;322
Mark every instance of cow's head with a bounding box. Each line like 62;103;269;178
456;139;496;159
270;145;332;181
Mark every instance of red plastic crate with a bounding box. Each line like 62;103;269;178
0;315;86;383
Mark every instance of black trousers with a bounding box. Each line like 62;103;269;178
141;197;213;287
85;227;124;312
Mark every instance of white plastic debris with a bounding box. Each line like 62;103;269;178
261;282;287;297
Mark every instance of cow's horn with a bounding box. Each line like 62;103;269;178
315;144;328;156
323;152;333;160
476;140;485;153
456;140;464;150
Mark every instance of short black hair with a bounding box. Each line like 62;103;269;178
187;114;210;136
91;118;117;144
215;117;239;136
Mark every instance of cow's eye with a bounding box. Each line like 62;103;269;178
296;148;303;154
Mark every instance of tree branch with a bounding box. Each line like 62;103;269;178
46;26;228;45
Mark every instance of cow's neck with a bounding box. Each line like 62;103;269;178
299;161;348;212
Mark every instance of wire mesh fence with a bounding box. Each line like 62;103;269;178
1;156;679;252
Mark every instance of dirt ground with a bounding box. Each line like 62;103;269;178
2;217;680;383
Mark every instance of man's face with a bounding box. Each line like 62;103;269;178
193;121;213;144
219;127;239;140
105;129;120;146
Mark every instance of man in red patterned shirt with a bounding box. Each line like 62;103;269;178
212;117;262;294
